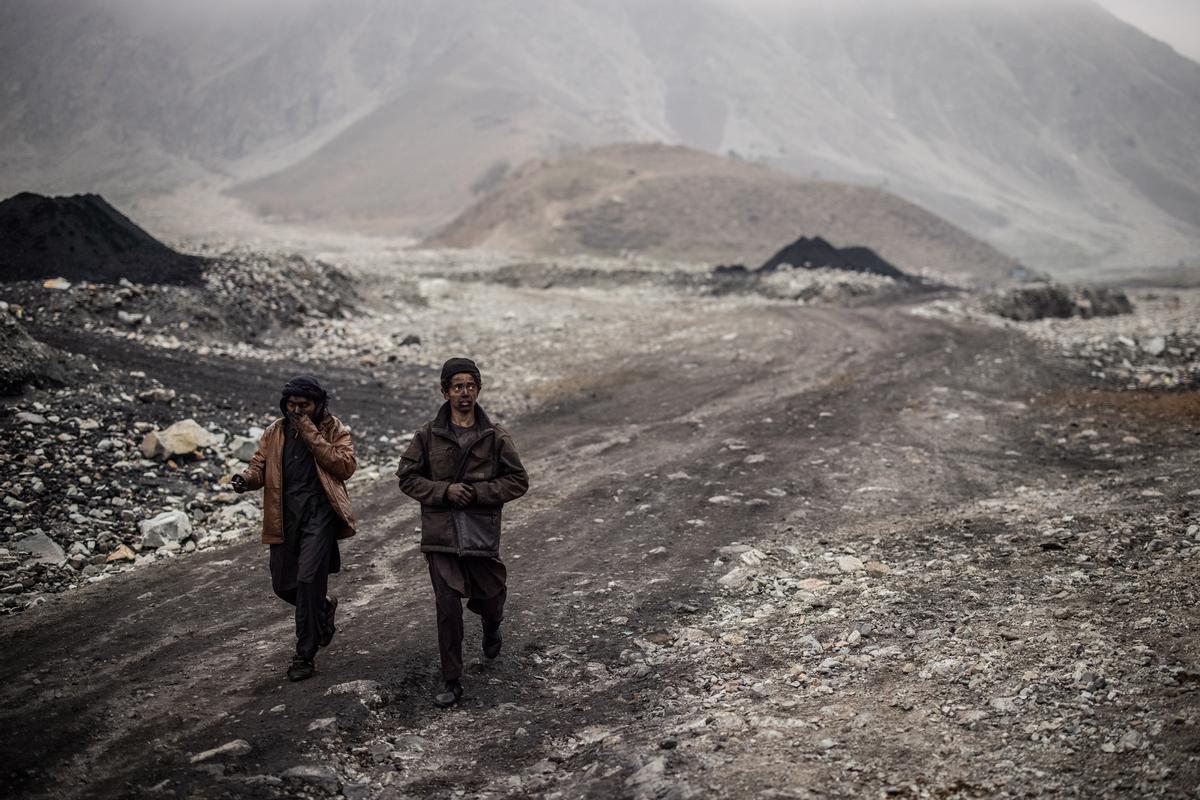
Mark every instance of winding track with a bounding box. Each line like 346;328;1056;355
2;282;1194;798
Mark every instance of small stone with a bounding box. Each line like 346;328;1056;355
1143;336;1166;357
190;739;252;763
865;560;891;576
836;555;864;573
137;387;176;404
326;680;388;707
1118;729;1145;752
739;548;767;566
16;412;46;425
281;765;340;788
13;532;66;566
991;696;1018;713
229;436;259;462
307;718;338;733
139;511;192;549
626;757;665;787
140;419;222;459
105;544;136;563
799;634;823;653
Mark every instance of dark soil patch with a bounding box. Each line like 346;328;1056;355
1035;388;1200;426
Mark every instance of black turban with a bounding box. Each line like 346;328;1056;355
279;375;328;420
440;358;482;392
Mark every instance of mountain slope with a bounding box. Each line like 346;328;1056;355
2;0;1198;274
426;143;1020;284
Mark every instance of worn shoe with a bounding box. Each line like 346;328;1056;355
319;596;338;648
433;680;463;708
482;622;502;660
287;656;315;682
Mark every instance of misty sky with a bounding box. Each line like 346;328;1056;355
1092;0;1200;61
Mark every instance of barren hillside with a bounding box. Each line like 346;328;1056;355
3;0;1199;274
426;144;1021;285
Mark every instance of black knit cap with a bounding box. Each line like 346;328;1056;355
440;357;482;392
279;375;328;419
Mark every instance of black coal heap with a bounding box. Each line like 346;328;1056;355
0;192;205;285
758;236;905;279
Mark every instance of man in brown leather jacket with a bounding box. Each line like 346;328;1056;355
396;358;528;706
231;375;357;681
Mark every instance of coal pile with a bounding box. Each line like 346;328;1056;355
984;283;1133;321
0;192;205;286
758;236;906;279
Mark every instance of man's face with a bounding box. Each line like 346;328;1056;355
286;395;318;420
443;372;480;414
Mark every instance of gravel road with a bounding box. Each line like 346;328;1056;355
1;250;1196;799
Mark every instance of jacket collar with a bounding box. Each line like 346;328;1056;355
431;401;494;440
273;413;341;435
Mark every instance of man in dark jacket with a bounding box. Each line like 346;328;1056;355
231;375;357;682
396;358;529;706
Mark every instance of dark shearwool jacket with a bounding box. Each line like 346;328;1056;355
395;403;528;558
240;414;357;545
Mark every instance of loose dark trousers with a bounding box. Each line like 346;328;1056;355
270;518;335;660
428;558;506;681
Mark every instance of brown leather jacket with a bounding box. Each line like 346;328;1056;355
240;414;357;544
396;403;527;558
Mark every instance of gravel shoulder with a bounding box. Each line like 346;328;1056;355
0;250;1197;799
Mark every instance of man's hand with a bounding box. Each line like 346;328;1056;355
446;483;475;507
289;413;320;445
289;412;318;433
230;474;248;494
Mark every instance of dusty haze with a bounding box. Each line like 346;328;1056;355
2;0;1199;277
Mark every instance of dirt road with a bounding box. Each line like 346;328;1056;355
1;268;1197;799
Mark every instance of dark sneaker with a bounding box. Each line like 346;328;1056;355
319;596;338;648
433;680;463;708
482;623;502;660
287;656;315;682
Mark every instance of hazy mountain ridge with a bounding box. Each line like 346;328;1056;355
2;0;1198;274
425;143;1020;284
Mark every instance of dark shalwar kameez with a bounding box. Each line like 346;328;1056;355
270;422;340;660
426;421;508;681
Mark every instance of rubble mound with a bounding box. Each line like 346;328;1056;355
426;143;1021;285
0;192;206;286
0;249;359;346
984;283;1133;321
757;236;906;279
0;310;66;394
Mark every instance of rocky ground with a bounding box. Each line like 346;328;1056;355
0;242;1197;799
